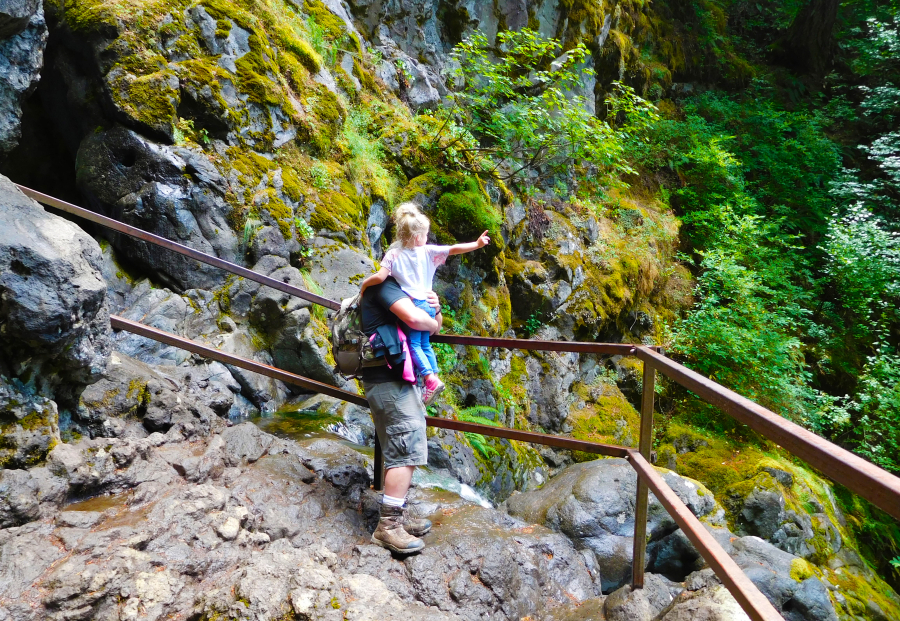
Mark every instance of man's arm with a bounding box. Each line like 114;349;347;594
360;267;389;296
389;297;440;334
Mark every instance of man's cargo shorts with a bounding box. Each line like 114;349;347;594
363;380;428;468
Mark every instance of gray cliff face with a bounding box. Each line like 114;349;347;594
347;0;597;112
74;126;242;292
0;0;46;158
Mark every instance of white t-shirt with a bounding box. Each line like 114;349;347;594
381;245;451;301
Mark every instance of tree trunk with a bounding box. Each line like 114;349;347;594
780;0;840;76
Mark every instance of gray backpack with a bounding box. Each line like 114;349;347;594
331;294;386;378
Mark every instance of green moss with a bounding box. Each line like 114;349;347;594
82;387;121;410
311;87;343;124
304;0;344;39
15;409;53;432
215;18;232;38
230;148;278;180
109;68;179;136
200;0;256;31
400;172;502;249
310;187;363;233
235;38;284;106
353;58;377;92
334;67;358;98
273;24;321;73
126;379;148;402
52;0;119;33
568;386;641;460
281;169;304;202
212;283;232;314
497;285;512;331
258;190;294;239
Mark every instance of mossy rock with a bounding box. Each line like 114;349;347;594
303;0;344;39
236;36;285;107
567;382;641;460
309;186;364;234
400;171;503;257
107;67;180;141
0;385;60;469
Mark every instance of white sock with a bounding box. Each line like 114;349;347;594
382;494;405;508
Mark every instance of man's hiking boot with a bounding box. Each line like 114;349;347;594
372;504;424;554
402;503;432;537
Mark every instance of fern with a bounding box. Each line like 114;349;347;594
464;432;499;459
457;406;502;426
456;406;502;459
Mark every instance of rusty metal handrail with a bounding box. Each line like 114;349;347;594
17;185;341;311
628;450;782;620
635;346;900;521
110;316;778;620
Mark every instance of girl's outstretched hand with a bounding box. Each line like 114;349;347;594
476;230;491;248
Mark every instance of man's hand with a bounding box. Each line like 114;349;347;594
425;291;443;335
476;230;491;248
425;290;440;311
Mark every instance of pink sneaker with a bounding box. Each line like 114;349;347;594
422;379;444;406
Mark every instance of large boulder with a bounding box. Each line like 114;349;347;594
723;470;843;565
75;127;240;292
505;458;726;593
0;0;46;158
0;175;110;405
727;536;839;621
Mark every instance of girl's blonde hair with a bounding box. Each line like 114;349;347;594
391;202;430;249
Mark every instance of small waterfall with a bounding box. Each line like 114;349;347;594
413;467;493;508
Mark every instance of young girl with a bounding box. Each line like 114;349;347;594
360;202;490;405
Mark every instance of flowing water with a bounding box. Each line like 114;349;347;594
413;467;493;508
251;400;366;445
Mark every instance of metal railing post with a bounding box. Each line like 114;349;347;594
632;361;656;588
373;434;384;491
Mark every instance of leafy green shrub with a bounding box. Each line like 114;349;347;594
822;351;900;474
433;342;458;372
294;216;315;262
523;312;542;337
310;162;331;189
430;29;656;186
823;203;900;339
339;108;397;203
